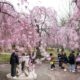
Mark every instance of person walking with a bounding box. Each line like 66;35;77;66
50;53;55;70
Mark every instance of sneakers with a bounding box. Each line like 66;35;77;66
64;69;67;71
69;70;72;72
69;70;75;72
12;76;17;79
72;70;75;73
51;68;54;70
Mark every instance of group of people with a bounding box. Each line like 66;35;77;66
10;49;36;79
10;48;80;78
50;49;80;72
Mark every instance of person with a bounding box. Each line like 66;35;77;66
58;50;64;69
21;53;26;72
22;54;30;76
62;52;68;71
10;50;19;77
30;51;36;64
75;53;80;72
68;51;75;72
58;52;62;67
50;53;55;70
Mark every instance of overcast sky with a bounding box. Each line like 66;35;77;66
7;0;74;20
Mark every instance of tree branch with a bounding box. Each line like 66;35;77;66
0;1;15;11
0;11;14;18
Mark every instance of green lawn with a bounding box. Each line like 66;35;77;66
0;54;10;63
0;48;78;63
47;48;78;57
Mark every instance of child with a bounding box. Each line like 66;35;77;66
50;53;55;70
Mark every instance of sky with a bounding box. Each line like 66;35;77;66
6;0;74;21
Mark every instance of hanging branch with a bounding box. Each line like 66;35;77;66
0;1;15;11
0;11;14;18
0;1;15;18
73;0;80;10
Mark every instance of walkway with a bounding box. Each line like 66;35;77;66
0;63;80;80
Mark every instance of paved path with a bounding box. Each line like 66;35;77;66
0;63;80;80
35;63;80;80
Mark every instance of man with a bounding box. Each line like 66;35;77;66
68;51;75;72
10;50;19;77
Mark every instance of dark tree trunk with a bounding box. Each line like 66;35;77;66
35;24;42;58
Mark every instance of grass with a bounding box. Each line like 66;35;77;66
0;48;78;63
0;54;10;63
47;48;58;57
46;48;78;57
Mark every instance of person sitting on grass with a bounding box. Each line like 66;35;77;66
50;53;55;70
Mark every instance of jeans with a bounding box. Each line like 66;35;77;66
69;64;75;72
21;61;25;71
59;61;62;67
11;64;17;77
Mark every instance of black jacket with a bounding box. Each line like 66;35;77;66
58;53;62;61
10;52;19;65
68;53;75;64
62;54;68;63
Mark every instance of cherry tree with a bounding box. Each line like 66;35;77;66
64;0;80;50
53;0;80;50
0;1;17;51
0;1;39;51
29;6;58;57
11;14;40;49
1;0;80;53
